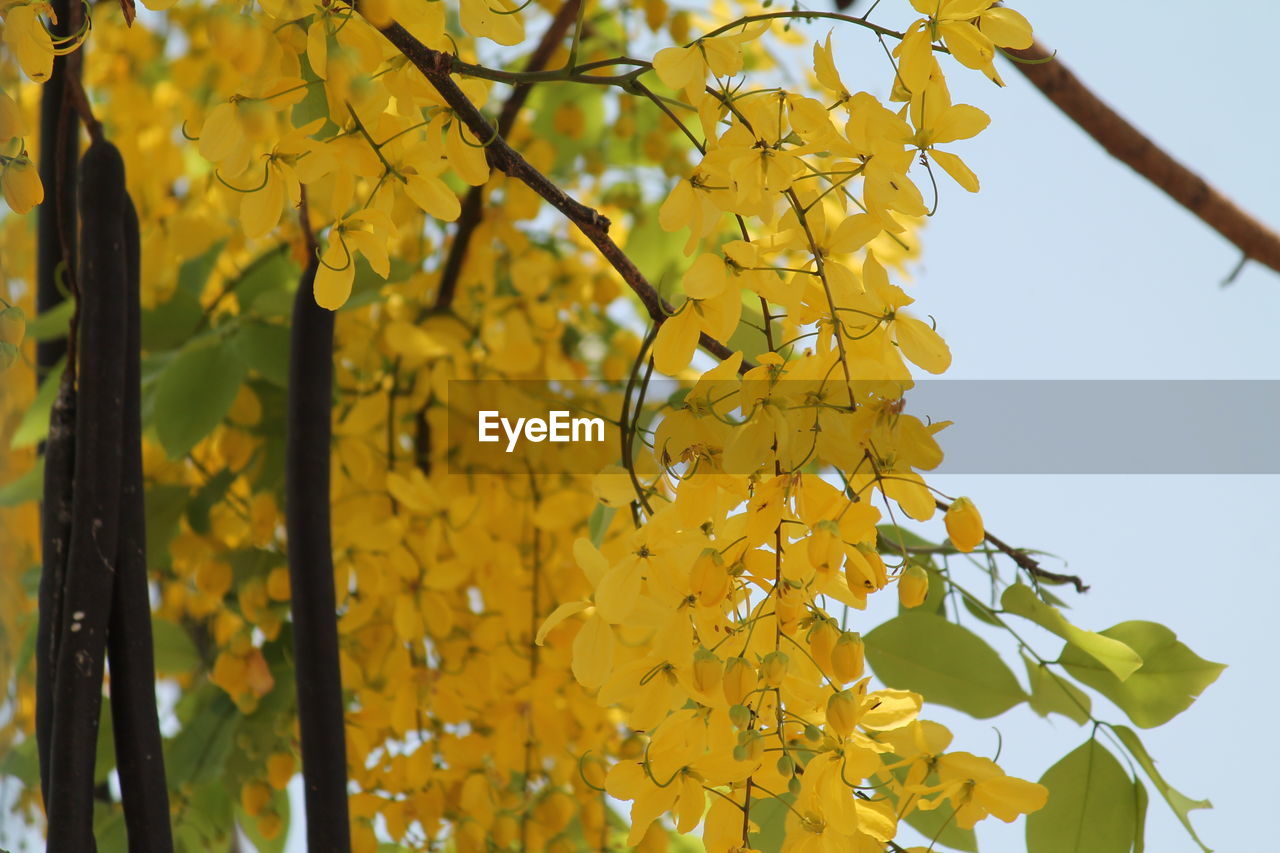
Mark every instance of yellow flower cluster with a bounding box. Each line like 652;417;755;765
0;2;1052;849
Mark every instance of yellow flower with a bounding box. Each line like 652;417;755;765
945;496;985;552
933;751;1048;828
0;91;27;142
2;153;43;214
898;564;929;608
3;3;55;82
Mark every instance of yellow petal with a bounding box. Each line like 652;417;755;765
894;313;952;374
404;174;461;221
980;7;1034;49
932;104;990;144
0;91;27;141
313;241;355;310
570;612;614;689
535;601;590;645
929;149;980;192
939;21;995;70
653;307;701;376
241;168;284;238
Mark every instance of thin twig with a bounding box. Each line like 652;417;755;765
934;498;1090;594
1006;40;1280;277
349;4;743;368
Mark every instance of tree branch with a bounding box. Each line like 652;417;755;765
432;0;582;313
352;6;741;366
1006;40;1280;277
934;498;1090;594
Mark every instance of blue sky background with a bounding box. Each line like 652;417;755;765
822;1;1280;849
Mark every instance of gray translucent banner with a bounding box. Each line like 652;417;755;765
443;380;1280;474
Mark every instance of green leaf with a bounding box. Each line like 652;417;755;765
178;240;226;298
96;696;116;785
1060;621;1224;728
153;335;247;458
166;688;239;785
587;504;616;548
1133;779;1148;853
904;799;978;851
151;618;202;673
186;467;235;535
876;523;940;551
141;287;205;352
747;793;792;853
12;358;65;448
1002;583;1142;681
234;320;291;387
865;611;1026;718
235;247;298;311
1022;654;1091;725
95;806;127;853
1026;739;1135;853
1110;725;1212;851
0;457;43;507
24;299;73;342
146;484;190;571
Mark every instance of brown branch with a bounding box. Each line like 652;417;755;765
934;498;1090;594
432;0;582;313
1006;40;1280;277
351;5;741;366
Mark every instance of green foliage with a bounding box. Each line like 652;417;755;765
153;336;248;458
1110;725;1212;852
1026;739;1137;853
1060;621;1224;728
1002;583;1142;680
864;610;1027;718
1022;653;1092;725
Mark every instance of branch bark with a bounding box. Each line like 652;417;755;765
1006;40;1280;277
353;6;740;365
432;0;581;313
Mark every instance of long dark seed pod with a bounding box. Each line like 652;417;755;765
34;0;81;809
286;254;352;852
35;0;80;380
106;193;175;853
35;362;75;804
46;138;128;852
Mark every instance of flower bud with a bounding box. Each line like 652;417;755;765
760;651;790;688
826;690;858;738
808;620;838;673
945;497;985;552
899;564;929;609
692;648;724;695
690;549;731;606
2;155;44;214
722;656;758;707
728;704;753;730
831;632;865;684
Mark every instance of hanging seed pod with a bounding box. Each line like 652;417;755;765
106;193;175;853
46;136;128;852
